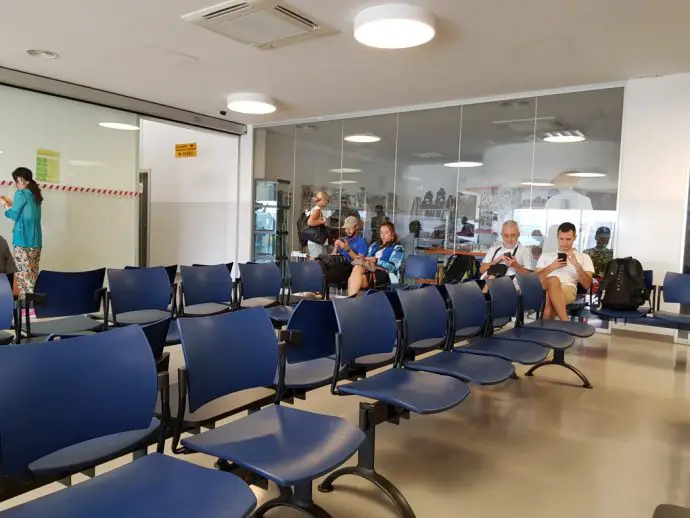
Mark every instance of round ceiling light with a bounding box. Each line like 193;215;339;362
566;172;606;178
226;93;277;115
98;122;140;131
329;168;362;173
543;131;586;143
444;161;483;168
26;49;60;59
344;134;381;143
521;181;554;187
354;4;436;49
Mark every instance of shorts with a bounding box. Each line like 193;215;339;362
561;284;578;304
307;241;326;259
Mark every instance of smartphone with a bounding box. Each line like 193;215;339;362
503;252;512;258
557;252;567;262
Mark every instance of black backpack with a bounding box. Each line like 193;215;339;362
600;257;649;310
443;254;477;284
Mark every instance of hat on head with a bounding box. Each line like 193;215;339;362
342;216;359;229
596;226;611;235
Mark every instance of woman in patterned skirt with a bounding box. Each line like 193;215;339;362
1;167;43;297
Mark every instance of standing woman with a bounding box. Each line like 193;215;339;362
305;191;329;259
1;167;43;297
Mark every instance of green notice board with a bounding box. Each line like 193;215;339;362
36;148;60;183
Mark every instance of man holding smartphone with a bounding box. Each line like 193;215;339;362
481;220;533;278
536;222;594;321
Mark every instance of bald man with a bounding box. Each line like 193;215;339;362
480;220;533;279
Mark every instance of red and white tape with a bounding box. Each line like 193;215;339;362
0;181;140;198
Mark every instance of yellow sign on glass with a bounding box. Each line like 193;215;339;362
175;143;197;158
36;148;60;183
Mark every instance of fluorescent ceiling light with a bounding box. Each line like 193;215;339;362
566;172;606;178
329;168;362;173
354;4;435;49
330;180;358;185
403;177;421;181
99;122;140;131
444;161;483;168
69;160;106;167
344;134;381;143
521;181;554;187
26;49;60;59
226;93;277;115
543;131;586;143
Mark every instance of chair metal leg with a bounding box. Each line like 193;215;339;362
253;483;333;518
525;349;593;389
317;402;416;518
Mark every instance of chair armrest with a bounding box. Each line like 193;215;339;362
279;329;302;347
157;371;170;454
23;292;47;307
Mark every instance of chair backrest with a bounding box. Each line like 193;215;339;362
33;269;106;319
404;255;437;281
193;263;234;275
0;274;14;330
140;317;172;360
125;265;177;285
288;261;324;295
0;326;157;477
662;272;690;305
515;274;545;313
333;292;398;364
180;265;233;306
238;262;282;301
285;300;338;363
446;281;488;333
365;289;404;319
487;276;519;320
397;286;448;344
108;267;172;314
643;270;654;290
178;308;278;413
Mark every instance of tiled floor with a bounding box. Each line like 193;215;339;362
3;331;690;517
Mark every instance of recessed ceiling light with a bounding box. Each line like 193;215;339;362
26;49;60;59
566;172;606;178
98;122;140;131
330;180;358;185
226;93;277;115
543;131;586;143
521;181;554;187
354;4;435;49
329;168;362;173
444;161;483;168
344;134;381;143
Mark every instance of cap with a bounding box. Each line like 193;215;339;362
596;226;611;234
342;216;359;229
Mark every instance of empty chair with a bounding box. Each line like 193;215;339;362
401;254;438;285
285;260;326;305
108;267;172;326
319;292;471;517
21;268;106;340
193;262;234;273
237;262;293;326
125;264;178;316
180;264;233;317
141;317;172;372
178;308;365;517
652;272;690;328
0;326;256;518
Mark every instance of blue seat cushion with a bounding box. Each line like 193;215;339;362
405;351;515;385
265;305;294;325
653;310;690;326
280;357;337;389
353;351;396;369
455;326;482;339
0;330;13;345
409;337;445;351
337;368;470;415
29;419;160;476
5;453;256;518
182;405;364;487
455;338;549;365
24;315;104;336
590;306;650;320
183;302;231;317
116;309;170;326
493;317;511;327
524;319;595;338
496;327;574;349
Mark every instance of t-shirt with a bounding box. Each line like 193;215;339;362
536;251;594;288
482;244;533;277
338;234;368;263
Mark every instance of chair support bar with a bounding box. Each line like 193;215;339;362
254;483;334;518
525;349;593;389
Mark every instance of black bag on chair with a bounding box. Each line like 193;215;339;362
317;255;351;285
442;254;477;283
600;257;649;310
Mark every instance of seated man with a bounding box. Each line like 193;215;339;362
536;222;594;320
326;216;368;285
584;226;613;278
480;220;533;283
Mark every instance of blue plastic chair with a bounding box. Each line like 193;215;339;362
125;264;178;316
652;272;690;328
180;265;233;316
399;286;515;385
286;261;325;304
402;254;438;284
178;308;365;517
21;269;106;340
0;274;15;345
108;267;172;326
141;317;172;373
0;326;256;518
238;262;293;325
591;269;656;322
318;292;471;517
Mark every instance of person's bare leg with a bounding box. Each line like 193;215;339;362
543;292;555;320
348;265;366;296
545;277;568;321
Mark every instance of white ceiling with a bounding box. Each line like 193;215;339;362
1;0;689;124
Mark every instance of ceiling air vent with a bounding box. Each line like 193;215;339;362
182;0;337;50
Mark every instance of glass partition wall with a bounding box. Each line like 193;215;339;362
255;88;624;265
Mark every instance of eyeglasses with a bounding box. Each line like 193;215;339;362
501;233;518;238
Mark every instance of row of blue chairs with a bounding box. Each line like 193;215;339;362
0;273;597;517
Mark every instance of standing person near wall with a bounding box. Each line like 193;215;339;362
304;192;329;259
0;167;43;297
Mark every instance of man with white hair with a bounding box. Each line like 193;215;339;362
480;220;533;281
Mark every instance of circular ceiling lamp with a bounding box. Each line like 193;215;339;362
521;181;554;187
543;130;586;143
344;134;381;143
354;4;436;49
26;49;60;59
444;161;483;168
98;122;140;131
566;171;606;178
226;93;277;115
329;168;362;173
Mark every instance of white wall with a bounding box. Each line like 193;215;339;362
140;119;239;268
0;85;138;271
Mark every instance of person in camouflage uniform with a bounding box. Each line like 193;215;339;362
584;226;613;277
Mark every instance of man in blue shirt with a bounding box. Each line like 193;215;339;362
334;216;368;262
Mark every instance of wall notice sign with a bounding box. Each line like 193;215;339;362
175;143;197;158
36;148;60;183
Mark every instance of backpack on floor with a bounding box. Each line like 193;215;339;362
599;257;649;310
442;254;477;284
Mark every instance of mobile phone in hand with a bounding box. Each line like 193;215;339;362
503;252;513;259
557;252;567;262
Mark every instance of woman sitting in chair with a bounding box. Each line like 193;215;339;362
347;221;404;296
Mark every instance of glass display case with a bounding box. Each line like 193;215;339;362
253;179;291;273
